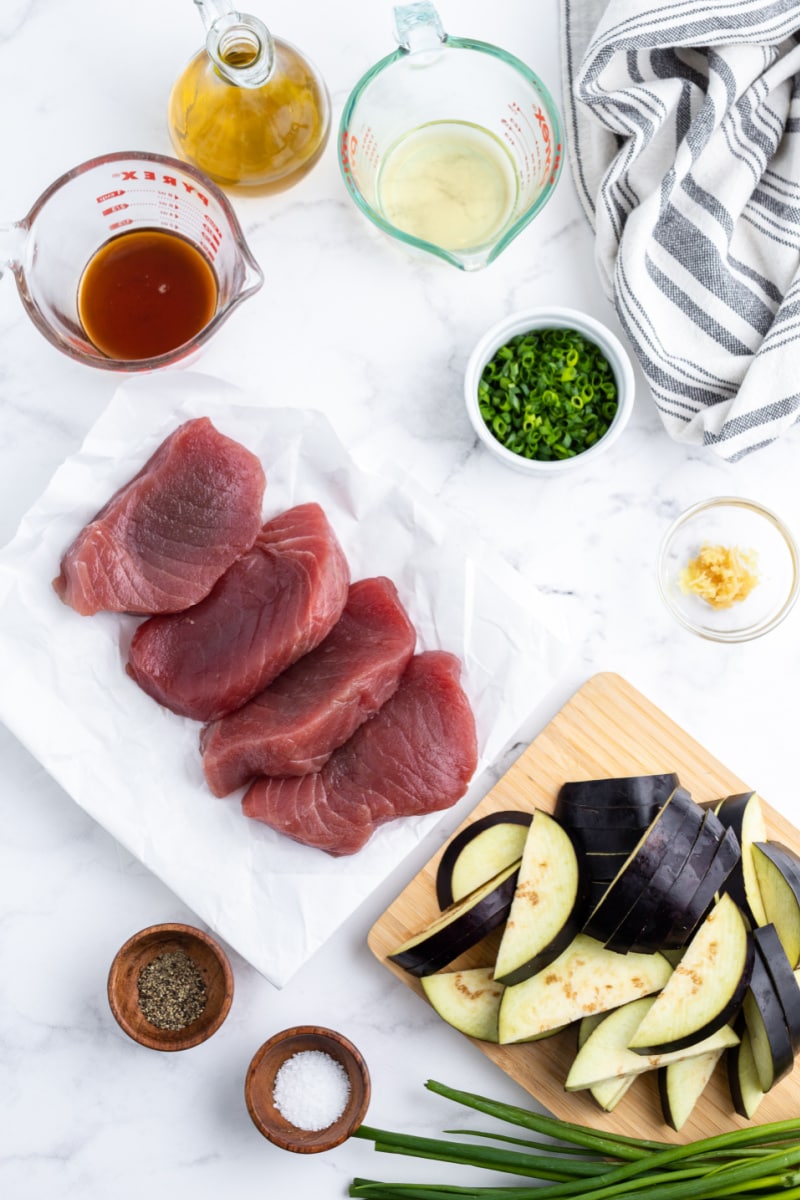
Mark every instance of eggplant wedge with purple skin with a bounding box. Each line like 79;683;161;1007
656;809;725;909
628;893;753;1054
420;967;504;1042
582;786;699;943
605;802;706;954
557;803;661;857
576;1013;637;1112
659;1045;727;1131
587;879;611;910
662;823;741;950
553;802;658;829
568;825;657;855
493;810;587;986
727;1022;765;1120
715;792;769;926
565;994;737;1091
388;863;519;977
556;773;679;818
557;776;681;878
583;852;632;883
742;940;794;1092
752;840;800;969
497;934;673;1043
753;923;800;1053
435;811;531;910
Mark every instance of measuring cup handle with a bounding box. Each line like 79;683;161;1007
393;1;446;52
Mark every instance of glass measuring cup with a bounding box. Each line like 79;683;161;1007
0;151;263;370
339;2;563;271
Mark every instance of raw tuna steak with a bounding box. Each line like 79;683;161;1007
242;651;477;856
126;503;350;722
200;576;416;795
53;417;266;615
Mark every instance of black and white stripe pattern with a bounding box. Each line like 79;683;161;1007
561;0;800;459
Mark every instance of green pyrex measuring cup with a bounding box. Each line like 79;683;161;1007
338;1;563;271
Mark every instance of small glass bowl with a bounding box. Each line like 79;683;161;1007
245;1026;371;1153
464;307;635;474
657;497;800;642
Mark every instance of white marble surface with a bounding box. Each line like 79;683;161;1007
3;1;800;1197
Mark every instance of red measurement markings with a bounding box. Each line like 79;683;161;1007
340;126;379;182
109;169;211;207
340;128;354;176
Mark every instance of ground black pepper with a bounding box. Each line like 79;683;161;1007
137;949;208;1031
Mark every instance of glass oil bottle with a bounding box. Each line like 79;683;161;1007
168;0;331;191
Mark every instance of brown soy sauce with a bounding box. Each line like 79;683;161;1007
78;229;218;361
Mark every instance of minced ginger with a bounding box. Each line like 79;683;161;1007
679;543;760;609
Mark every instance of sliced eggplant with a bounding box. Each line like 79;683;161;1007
565;995;737;1091
628;894;753;1053
582;786;699;943
435;811;532;910
556;773;679;817
576;1013;636;1111
583;851;632;883
588;1077;635;1113
662;823;741;949
569;825;657;855
727;1025;765;1119
587;879;610;911
652;810;725;932
497;934;672;1044
741;943;794;1092
389;863;519;977
659;1046;726;1131
605;802;705;953
493;810;586;986
752;923;800;1052
752;841;800;968
420;967;504;1042
553;803;660;829
715;792;768;926
577;1012;605;1048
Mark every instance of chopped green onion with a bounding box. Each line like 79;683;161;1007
477;328;618;462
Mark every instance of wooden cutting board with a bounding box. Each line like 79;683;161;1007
368;671;800;1142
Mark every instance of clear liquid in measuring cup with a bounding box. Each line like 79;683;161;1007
77;229;218;361
376;120;519;252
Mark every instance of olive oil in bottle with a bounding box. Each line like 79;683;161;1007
168;3;330;192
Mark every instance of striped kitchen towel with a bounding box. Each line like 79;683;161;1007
561;0;800;460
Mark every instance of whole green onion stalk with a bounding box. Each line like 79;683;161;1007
350;1080;800;1200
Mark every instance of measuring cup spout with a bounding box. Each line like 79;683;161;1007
0;221;25;281
192;0;274;87
393;1;446;52
240;254;264;299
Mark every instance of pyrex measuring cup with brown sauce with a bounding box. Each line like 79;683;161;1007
168;0;331;191
339;1;563;270
0;151;263;370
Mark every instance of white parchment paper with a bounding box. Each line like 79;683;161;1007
0;374;573;986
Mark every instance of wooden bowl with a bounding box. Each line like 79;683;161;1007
107;922;233;1051
245;1026;371;1152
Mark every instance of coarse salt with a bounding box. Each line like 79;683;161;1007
272;1049;351;1131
